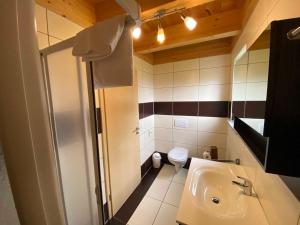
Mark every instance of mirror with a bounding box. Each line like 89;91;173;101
230;17;300;178
232;29;270;135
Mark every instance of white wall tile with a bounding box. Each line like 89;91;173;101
232;83;247;101
173;129;197;146
143;61;154;74
155;88;173;102
248;49;270;63
155;140;173;153
35;4;47;33
236;52;249;65
174;59;199;72
200;66;231;85
154;73;173;88
172;116;198;131
247;63;269;82
134;56;143;71
197;117;227;133
47;10;83;40
155;115;173;129
198;84;229;101
155;128;173;142
174;70;199;87
137;70;143;86
233;65;247;83
197;132;227;149
154;63;173;74
36;32;49;49
246;82;267;101
143;88;154;102
142;72;154;88
173;86;198;101
200;54;231;69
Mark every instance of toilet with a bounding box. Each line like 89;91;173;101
168;147;188;172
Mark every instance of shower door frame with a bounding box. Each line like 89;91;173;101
40;38;105;225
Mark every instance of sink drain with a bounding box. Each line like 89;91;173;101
211;197;220;204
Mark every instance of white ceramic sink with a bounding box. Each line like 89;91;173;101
176;158;269;225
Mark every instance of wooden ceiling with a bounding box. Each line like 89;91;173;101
36;0;257;59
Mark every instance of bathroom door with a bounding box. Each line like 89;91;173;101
101;71;140;214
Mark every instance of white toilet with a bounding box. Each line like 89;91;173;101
168;147;188;172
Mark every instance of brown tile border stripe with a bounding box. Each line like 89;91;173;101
112;166;162;224
139;102;154;119
198;101;229;117
173;102;198;116
141;155;153;178
232;101;266;119
154;102;173;115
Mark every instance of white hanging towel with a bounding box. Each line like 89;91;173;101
72;15;126;61
72;15;134;88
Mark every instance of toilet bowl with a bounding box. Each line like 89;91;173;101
168;147;188;172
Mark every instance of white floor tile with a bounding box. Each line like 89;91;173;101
157;165;176;181
128;196;161;225
153;203;178;225
163;182;184;207
172;169;188;184
146;178;171;201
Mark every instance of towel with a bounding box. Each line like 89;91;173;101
92;25;133;88
72;15;126;61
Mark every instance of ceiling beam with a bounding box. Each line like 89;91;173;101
95;0;215;22
152;37;232;64
134;9;242;53
36;0;96;27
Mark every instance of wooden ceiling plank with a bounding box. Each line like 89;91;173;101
36;0;96;27
152;37;232;64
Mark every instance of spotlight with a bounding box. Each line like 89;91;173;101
132;26;141;39
181;15;197;30
157;23;165;44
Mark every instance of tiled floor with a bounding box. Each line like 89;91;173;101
127;165;188;225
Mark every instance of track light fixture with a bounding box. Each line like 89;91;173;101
131;8;198;43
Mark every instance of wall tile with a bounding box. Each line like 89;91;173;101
47;10;83;40
236;52;249;65
155;115;173;129
174;70;199;87
173;129;197;146
173;102;198;116
154;102;173;115
248;49;270;63
174;59;199;72
233;65;248;83
198;84;230;101
200;66;231;85
197;117;227;133
173;86;198;101
143;88;154;102
142;72;154;88
154;73;173;88
143;61;154;74
35;4;47;33
232;83;247;101
246;82;267;101
200;54;231;69
247;63;269;82
197;132;227;149
155;127;173;142
155;88;173;102
154;63;173;74
36;32;49;49
198;102;229;117
172;142;198;157
155;140;173;153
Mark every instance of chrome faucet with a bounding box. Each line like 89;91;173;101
232;176;253;196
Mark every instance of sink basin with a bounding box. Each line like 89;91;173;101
189;168;246;219
176;158;269;225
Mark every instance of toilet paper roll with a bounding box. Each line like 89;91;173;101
203;150;211;160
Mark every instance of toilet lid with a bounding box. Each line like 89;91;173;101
168;147;188;162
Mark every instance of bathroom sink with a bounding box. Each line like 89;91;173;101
176;158;269;225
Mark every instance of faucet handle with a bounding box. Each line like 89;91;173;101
237;176;251;185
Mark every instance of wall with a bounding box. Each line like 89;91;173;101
35;4;83;49
153;54;231;159
229;1;300;225
134;56;155;165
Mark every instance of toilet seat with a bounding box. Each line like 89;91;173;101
168;147;188;162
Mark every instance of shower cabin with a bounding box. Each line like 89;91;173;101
40;37;140;225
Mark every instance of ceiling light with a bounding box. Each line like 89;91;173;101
157;24;165;44
132;26;141;39
181;15;197;30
